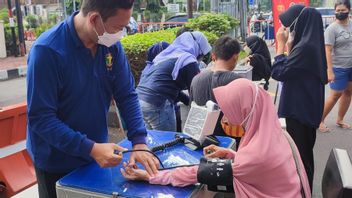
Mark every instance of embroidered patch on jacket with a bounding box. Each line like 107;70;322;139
105;53;113;71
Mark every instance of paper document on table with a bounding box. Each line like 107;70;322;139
183;101;220;144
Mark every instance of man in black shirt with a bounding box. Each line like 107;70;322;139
190;36;242;136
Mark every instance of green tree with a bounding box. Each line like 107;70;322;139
25;14;38;29
48;14;58;25
187;13;240;36
65;0;81;16
0;8;9;23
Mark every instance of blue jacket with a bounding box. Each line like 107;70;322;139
137;59;199;106
26;13;147;173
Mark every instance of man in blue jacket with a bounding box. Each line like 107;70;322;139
26;0;158;197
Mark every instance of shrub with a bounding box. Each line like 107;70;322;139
4;24;18;56
0;8;9;23
187;13;240;37
121;28;218;84
34;23;54;38
25;14;39;29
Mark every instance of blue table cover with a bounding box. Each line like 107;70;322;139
58;130;235;198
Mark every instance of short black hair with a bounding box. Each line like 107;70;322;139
213;36;241;61
335;0;351;10
176;27;193;37
81;0;134;21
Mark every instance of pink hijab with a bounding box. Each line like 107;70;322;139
213;78;311;198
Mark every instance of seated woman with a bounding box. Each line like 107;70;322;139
121;78;311;198
244;35;272;90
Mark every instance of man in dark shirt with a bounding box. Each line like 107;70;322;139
190;36;242;136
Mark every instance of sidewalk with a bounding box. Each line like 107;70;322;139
0;41;33;80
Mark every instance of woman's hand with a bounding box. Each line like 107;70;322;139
276;27;289;55
327;68;335;82
276;26;289;44
120;162;150;181
245;55;253;64
203;145;231;159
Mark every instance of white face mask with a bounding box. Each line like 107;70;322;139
287;7;306;44
287;18;297;43
240;84;259;129
287;30;295;43
94;17;125;47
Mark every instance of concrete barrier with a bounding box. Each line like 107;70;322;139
0;102;37;197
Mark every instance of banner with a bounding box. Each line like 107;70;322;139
272;0;309;43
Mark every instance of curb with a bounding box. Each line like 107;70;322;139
0;65;27;81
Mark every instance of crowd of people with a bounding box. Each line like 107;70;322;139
25;0;351;197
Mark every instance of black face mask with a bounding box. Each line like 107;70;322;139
335;12;349;20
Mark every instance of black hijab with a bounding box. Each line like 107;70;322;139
245;35;272;90
245;35;272;66
280;6;328;84
279;5;305;30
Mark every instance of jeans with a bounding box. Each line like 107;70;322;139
139;99;176;131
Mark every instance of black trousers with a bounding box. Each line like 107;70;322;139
34;166;69;198
285;118;316;191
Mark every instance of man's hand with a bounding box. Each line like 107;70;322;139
128;144;160;176
203;145;231;159
90;143;126;168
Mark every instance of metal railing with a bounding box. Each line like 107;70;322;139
246;16;352;42
247;20;274;42
137;22;187;33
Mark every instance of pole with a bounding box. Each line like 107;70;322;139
187;0;193;19
62;0;67;19
239;0;247;41
15;0;26;56
7;0;18;56
73;0;76;12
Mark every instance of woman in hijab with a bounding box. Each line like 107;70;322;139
121;79;311;198
136;31;211;132
244;35;272;90
271;5;327;190
140;41;170;78
141;41;189;132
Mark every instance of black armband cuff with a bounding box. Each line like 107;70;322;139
197;157;234;193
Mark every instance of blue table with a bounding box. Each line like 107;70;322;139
57;130;235;198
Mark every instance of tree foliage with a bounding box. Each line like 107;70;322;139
187;13;239;37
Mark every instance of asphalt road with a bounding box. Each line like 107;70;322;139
1;77;352;198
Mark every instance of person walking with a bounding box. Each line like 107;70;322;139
319;0;352;132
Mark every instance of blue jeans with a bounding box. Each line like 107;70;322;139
139;99;176;131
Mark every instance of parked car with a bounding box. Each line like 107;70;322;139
165;13;201;23
145;13;200;32
316;7;335;29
